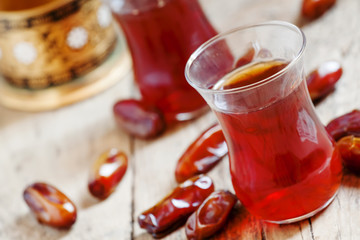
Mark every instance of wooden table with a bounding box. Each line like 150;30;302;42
1;0;359;239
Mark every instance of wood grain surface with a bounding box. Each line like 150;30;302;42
0;0;359;239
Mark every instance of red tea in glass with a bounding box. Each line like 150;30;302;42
111;0;217;123
215;60;342;222
185;22;343;223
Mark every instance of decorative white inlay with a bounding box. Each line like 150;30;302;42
97;4;112;28
109;0;124;14
13;42;37;65
157;0;166;7
66;27;88;49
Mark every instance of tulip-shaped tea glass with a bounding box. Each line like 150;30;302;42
109;0;217;123
185;21;343;223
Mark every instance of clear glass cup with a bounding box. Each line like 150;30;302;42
108;0;217;123
185;21;343;223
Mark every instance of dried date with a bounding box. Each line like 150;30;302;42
185;190;237;240
138;175;214;238
302;0;336;19
234;47;255;69
306;61;342;101
113;99;166;139
23;182;77;228
175;124;227;183
234;47;272;69
337;135;360;173
326;109;360;141
88;149;128;200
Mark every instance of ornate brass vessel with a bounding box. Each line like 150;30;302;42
0;0;117;89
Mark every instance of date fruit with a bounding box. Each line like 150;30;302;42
234;47;255;69
88;149;128;200
326;109;360;141
23;182;77;228
175;124;228;183
337;136;360;173
234;47;272;69
302;0;336;19
185;190;237;240
138;175;214;238
306;61;342;101
113;99;166;139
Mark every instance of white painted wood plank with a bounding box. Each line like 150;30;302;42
0;73;134;240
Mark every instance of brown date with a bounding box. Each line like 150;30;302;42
302;0;336;19
234;47;255;69
234;47;272;69
113;99;166;139
326;109;360;141
337;136;360;174
88;149;128;200
185;190;237;240
175;124;228;183
138;175;214;238
306;61;342;101
23;182;77;228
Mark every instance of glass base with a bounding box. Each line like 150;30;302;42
265;190;338;224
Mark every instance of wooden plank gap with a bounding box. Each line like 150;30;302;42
261;222;267;240
308;219;315;240
130;137;136;240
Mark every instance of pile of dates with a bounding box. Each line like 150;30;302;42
138;175;237;239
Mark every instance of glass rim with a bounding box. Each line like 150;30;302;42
185;20;306;94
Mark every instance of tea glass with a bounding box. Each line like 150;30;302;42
108;0;217;123
185;21;343;223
